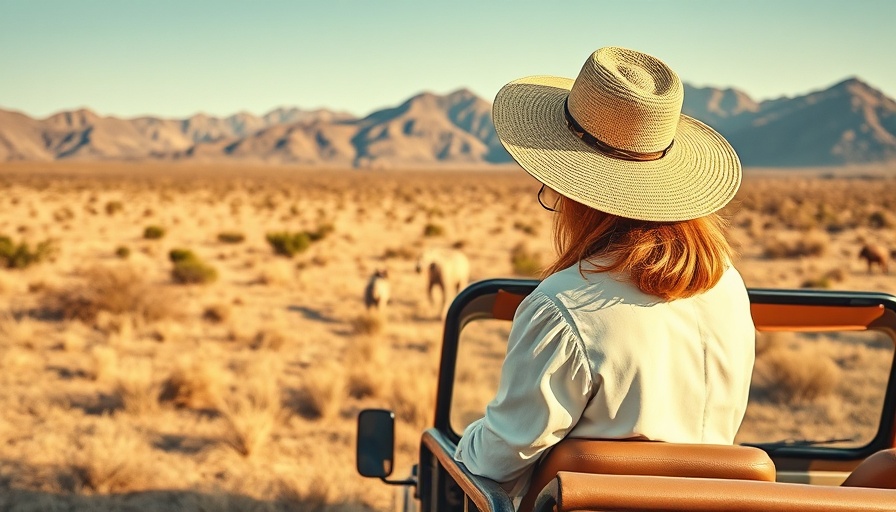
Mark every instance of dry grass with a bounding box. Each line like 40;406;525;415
288;362;346;421
762;230;830;259
1;164;895;510
114;358;162;416
346;336;388;399
756;347;841;404
40;264;179;324
67;419;152;494
216;358;283;457
158;358;221;410
351;311;385;336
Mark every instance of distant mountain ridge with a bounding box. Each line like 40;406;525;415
2;77;895;167
683;78;896;166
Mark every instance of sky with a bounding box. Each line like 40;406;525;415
1;0;894;119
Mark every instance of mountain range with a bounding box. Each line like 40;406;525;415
2;78;895;168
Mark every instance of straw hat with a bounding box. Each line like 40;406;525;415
493;46;741;222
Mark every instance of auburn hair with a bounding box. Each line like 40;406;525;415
543;196;733;301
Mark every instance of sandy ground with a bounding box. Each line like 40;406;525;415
0;162;894;511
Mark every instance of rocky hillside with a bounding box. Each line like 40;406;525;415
2;78;895;167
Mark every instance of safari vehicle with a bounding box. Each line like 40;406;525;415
357;279;896;511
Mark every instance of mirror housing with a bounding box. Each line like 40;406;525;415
357;409;396;478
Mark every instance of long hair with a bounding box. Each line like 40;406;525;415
543;196;733;301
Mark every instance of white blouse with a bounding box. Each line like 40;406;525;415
454;261;755;496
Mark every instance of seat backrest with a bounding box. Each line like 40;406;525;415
841;448;896;489
535;472;896;512
519;439;776;512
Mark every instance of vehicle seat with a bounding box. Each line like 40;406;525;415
519;439;777;512
534;472;896;512
841;448;896;489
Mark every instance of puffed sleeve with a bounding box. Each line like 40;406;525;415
454;291;594;495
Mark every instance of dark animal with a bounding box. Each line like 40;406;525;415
364;269;390;312
859;244;889;274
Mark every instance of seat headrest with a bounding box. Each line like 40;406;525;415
519;439;776;512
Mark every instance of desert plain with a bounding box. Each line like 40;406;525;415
0;162;895;511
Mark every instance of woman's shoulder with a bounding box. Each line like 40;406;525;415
535;262;654;310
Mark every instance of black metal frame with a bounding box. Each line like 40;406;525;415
433;279;896;462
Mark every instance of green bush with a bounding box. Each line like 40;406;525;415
266;232;312;258
308;223;334;242
169;248;217;285
423;223;444;237
143;225;166;240
105;201;124;216
169;248;197;263
0;235;56;269
115;246;131;259
217;231;246;244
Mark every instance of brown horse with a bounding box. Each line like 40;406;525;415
859;244;889;274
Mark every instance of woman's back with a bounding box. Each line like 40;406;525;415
538;262;755;444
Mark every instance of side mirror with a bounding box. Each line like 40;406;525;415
357;409;395;478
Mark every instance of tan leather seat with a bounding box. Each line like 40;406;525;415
535;472;896;512
519;439;777;512
841;448;896;489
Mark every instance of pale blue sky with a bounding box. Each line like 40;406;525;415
1;0;893;119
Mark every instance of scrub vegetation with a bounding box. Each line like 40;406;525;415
0;162;895;511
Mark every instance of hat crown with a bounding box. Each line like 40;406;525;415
567;47;683;154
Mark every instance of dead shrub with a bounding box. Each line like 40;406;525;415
758;348;840;404
345;337;388;399
762;231;829;259
113;359;161;416
868;210;896;229
382;246;416;260
289;362;345;421
104;201;124;215
216;358;283;457
68;419;150;494
158;358;220;410
347;369;380;400
41;265;178;324
351;312;384;336
202;303;231;323
249;326;287;351
389;370;436;430
217;231;246;244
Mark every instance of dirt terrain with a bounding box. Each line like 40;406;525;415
0;162;894;511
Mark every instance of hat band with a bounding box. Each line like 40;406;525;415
564;99;673;162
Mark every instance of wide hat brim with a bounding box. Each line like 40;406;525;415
493;75;742;222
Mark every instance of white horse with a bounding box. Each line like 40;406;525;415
416;248;470;314
364;269;391;313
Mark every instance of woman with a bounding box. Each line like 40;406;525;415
454;46;755;498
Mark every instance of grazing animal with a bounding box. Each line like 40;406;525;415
416;248;470;313
859;244;889;274
364;269;391;312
